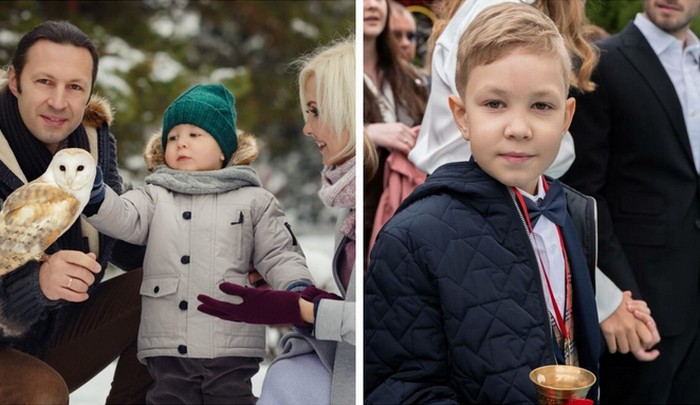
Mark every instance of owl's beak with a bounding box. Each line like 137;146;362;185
66;177;79;191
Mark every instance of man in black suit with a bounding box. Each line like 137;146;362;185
562;0;700;402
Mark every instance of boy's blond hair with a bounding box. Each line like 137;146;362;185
454;3;572;100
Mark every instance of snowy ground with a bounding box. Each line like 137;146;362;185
70;230;335;404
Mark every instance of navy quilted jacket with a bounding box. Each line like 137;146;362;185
364;161;601;404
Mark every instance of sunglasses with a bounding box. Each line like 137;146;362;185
392;30;417;42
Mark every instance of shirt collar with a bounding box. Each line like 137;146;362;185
517;176;546;202
634;12;700;57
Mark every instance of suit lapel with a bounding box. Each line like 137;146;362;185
618;23;692;164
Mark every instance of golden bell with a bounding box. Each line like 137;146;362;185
529;365;596;405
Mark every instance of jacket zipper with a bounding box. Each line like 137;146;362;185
508;188;558;365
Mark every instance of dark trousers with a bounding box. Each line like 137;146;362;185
600;315;700;404
0;269;151;404
146;356;260;405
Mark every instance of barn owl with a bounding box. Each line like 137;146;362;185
0;148;96;276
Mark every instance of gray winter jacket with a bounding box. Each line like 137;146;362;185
88;165;313;362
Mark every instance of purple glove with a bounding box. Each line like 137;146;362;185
197;283;342;327
197;282;305;326
300;286;342;306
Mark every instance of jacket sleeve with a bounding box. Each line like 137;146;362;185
251;193;314;291
101;130;125;195
86;186;155;246
364;231;459;404
314;266;355;346
100;128;146;270
560;59;641;298
0;260;61;343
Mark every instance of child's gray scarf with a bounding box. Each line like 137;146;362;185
145;165;262;195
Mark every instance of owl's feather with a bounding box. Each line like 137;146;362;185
0;184;80;275
0;148;96;276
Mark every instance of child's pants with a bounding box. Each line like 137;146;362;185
145;355;260;404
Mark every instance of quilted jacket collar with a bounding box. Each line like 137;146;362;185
400;159;506;211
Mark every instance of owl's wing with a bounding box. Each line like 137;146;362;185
2;180;60;213
0;183;81;276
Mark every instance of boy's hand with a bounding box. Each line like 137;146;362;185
600;291;660;361
246;264;269;289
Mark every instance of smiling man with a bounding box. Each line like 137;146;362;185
0;20;150;404
9;38;93;153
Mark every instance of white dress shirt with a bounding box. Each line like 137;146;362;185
518;177;566;317
635;13;700;172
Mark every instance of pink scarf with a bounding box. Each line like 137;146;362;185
319;157;355;240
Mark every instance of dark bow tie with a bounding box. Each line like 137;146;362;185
524;180;568;227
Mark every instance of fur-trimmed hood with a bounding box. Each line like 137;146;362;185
0;69;113;130
143;130;259;172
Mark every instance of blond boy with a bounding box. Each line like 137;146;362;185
365;4;601;403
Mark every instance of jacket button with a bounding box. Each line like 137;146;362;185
179;300;188;310
178;345;187;354
183;211;191;220
153;286;160;294
181;255;190;264
696;219;700;229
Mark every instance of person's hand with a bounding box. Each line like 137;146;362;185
197;283;341;327
298;285;343;323
625;292;661;361
246;263;269;289
365;122;420;155
599;291;660;361
198;282;307;326
88;166;105;206
39;250;102;302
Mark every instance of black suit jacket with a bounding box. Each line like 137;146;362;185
562;22;700;336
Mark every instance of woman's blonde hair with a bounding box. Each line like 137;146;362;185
427;0;597;92
297;35;355;165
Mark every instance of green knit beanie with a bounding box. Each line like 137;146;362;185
162;84;238;163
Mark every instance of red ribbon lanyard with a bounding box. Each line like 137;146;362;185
513;178;570;341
